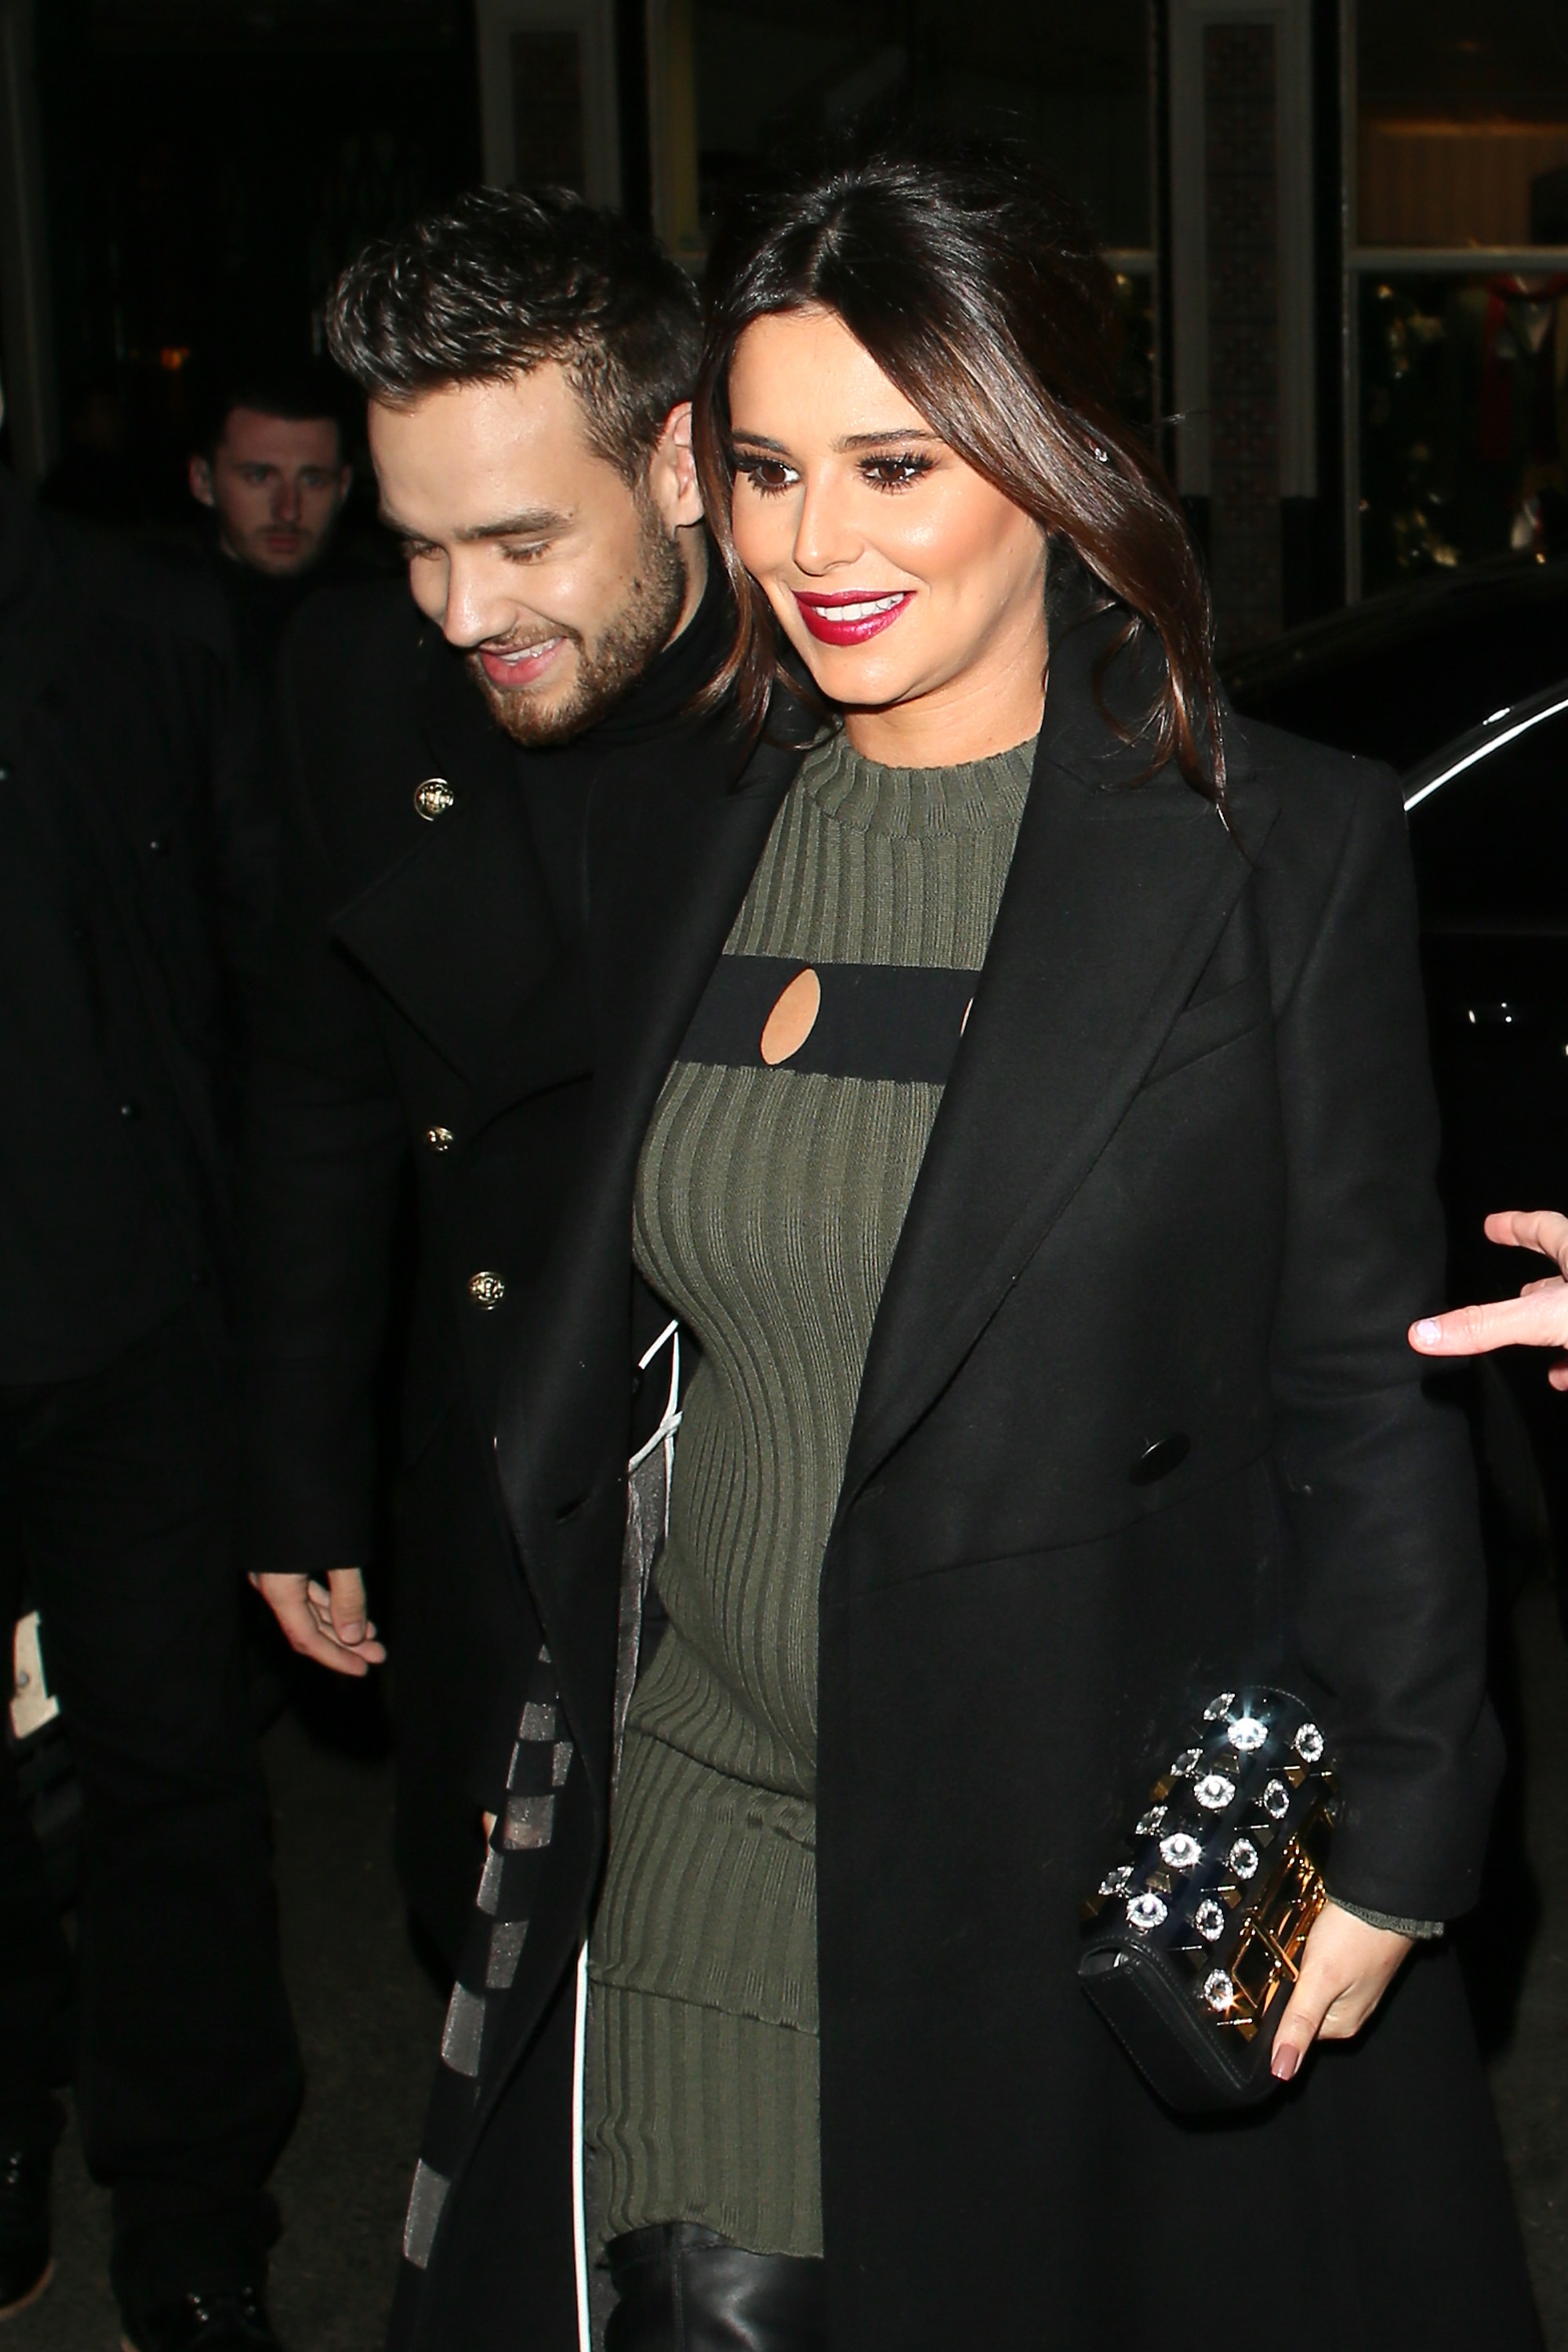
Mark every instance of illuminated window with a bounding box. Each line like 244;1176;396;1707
1349;0;1568;594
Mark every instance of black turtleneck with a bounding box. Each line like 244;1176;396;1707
501;550;732;945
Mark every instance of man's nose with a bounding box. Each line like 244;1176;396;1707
273;474;303;523
440;554;514;649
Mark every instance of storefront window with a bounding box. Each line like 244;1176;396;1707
651;0;1157;428
1351;0;1568;593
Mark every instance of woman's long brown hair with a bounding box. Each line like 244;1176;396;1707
693;133;1225;808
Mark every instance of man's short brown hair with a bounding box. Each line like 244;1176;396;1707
327;187;700;485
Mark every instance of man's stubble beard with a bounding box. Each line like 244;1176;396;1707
467;499;690;750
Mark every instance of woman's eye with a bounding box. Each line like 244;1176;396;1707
735;455;798;497
861;454;935;491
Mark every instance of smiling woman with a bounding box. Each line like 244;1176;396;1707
543;132;1538;2352
694;136;1219;794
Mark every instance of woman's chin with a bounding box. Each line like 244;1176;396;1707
793;644;916;711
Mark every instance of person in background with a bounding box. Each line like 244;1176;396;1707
1411;1209;1568;1378
241;189;742;1973
184;361;359;707
0;401;299;2352
38;379;148;529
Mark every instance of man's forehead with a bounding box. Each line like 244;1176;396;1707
368;361;604;471
220;406;342;463
369;364;630;535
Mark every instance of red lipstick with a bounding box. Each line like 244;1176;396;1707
793;588;913;646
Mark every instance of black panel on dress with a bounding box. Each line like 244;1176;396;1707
677;954;980;1083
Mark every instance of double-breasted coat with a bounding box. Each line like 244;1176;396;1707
399;604;1538;2350
241;572;739;1956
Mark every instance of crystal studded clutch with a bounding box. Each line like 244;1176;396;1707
1079;1687;1338;2114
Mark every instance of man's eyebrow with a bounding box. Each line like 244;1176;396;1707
728;427;939;455
377;506;568;540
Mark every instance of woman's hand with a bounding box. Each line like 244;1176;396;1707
1410;1209;1568;1388
1269;1901;1413;2082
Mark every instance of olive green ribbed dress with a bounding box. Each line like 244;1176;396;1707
587;727;1035;2254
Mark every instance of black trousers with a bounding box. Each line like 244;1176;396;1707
0;1304;301;2301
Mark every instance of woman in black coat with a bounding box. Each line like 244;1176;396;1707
397;140;1541;2352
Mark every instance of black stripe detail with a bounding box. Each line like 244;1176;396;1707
677;955;980;1084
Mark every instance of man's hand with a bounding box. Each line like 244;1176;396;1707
251;1567;387;1676
1409;1209;1568;1388
1269;1900;1413;2082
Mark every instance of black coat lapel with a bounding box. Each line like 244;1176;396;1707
840;619;1276;1509
330;635;561;1083
495;720;805;1773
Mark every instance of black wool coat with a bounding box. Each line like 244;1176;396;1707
240;571;741;1956
0;468;262;1382
403;606;1538;2352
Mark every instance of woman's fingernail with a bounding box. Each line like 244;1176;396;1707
1271;2042;1301;2082
339;1621;364;1642
1414;1319;1441;1345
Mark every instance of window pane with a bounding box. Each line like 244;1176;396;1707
1358;270;1568;592
1356;0;1568;249
689;1;1152;249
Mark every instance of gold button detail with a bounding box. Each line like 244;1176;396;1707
760;967;822;1065
425;1125;455;1152
414;776;456;820
467;1271;506;1308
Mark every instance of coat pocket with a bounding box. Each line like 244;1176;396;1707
1144;972;1269;1087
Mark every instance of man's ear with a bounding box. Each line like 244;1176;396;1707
648;401;704;530
188;455;216;510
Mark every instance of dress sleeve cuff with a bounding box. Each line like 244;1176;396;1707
1330;1895;1443;1940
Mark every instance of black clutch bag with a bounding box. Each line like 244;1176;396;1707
1079;1686;1339;2114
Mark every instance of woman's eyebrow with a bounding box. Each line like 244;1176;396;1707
836;428;941;451
730;426;940;453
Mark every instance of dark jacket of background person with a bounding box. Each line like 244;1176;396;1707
240;567;739;1962
396;607;1532;2352
0;464;299;2317
0;469;266;1377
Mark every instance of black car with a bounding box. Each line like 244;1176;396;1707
1228;558;1568;1572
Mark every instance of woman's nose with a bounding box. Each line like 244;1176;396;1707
792;473;861;577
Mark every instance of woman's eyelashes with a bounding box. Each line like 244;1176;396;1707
732;452;799;496
731;448;938;496
859;452;935;491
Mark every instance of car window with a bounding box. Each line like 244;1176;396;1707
1407;706;1568;931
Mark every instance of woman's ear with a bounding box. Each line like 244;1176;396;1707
648;401;704;531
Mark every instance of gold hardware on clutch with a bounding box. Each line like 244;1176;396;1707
1211;1802;1334;2040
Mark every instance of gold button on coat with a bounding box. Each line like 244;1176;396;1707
414;777;456;820
467;1271;506;1308
426;1126;455;1152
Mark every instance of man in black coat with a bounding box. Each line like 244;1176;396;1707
0;457;299;2350
242;190;742;1965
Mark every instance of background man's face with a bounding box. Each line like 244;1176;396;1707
189;407;351;576
368;365;701;747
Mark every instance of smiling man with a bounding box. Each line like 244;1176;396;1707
240;190;738;1966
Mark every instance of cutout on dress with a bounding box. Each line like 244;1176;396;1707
760;967;822;1065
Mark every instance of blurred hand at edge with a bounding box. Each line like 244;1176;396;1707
1408;1209;1568;1389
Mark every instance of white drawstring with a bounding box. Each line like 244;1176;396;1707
572;1938;590;2352
574;1318;684;2350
